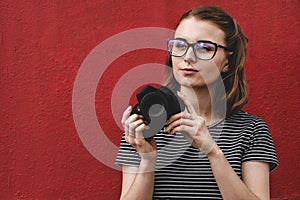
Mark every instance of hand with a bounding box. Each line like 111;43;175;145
121;106;157;161
165;91;216;155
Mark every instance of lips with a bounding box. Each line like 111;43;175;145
180;68;199;74
182;68;198;72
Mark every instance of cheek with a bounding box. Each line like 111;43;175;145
213;52;228;72
171;58;193;85
171;58;183;78
204;61;223;77
171;57;182;69
205;58;222;69
196;61;224;85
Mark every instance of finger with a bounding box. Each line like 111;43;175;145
125;126;129;138
125;114;141;128
121;106;132;128
177;91;197;115
171;124;194;135
166;118;193;133
125;113;140;137
166;111;192;127
125;133;129;143
127;133;136;145
125;132;135;145
166;112;183;125
128;119;144;136
126;123;147;146
135;124;147;145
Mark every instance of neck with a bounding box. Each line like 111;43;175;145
180;85;225;126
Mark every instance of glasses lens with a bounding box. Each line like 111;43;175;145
168;39;188;57
194;42;216;60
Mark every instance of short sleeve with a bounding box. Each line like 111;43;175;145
115;133;141;166
241;117;279;171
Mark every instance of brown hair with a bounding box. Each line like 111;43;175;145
164;6;248;118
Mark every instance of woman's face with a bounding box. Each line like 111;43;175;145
172;17;230;88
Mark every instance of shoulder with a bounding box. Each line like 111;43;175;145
227;110;268;127
229;110;264;121
222;110;272;139
231;112;279;171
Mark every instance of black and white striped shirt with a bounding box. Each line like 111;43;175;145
115;110;278;199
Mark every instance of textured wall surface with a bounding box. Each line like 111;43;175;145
1;0;299;199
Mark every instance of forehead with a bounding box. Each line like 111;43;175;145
175;17;226;44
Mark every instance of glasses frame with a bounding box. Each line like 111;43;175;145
167;38;232;60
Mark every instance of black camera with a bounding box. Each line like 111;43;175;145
131;85;185;139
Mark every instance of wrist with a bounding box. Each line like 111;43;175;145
206;145;223;160
139;158;156;172
198;134;217;156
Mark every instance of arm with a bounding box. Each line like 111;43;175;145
119;106;157;200
208;146;270;200
242;161;270;199
120;159;156;200
166;92;271;200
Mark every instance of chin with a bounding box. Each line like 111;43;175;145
177;79;205;88
174;76;205;88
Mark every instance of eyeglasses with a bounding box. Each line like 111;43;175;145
167;38;231;60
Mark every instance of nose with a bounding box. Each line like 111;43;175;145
184;46;197;63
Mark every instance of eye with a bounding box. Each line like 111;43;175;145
195;42;215;52
173;40;188;49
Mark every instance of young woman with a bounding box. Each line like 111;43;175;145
116;6;278;200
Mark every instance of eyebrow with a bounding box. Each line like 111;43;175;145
174;37;215;44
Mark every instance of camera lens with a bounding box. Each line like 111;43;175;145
130;85;185;140
143;104;167;140
148;104;166;118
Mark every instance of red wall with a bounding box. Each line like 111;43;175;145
1;0;299;199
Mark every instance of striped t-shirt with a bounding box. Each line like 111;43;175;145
115;110;278;199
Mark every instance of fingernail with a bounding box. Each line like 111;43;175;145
139;115;144;119
165;127;169;132
127;105;132;110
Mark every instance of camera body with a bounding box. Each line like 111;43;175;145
131;85;184;139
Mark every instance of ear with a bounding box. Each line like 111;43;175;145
222;52;233;73
222;61;229;73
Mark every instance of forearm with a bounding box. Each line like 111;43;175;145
207;146;261;200
121;159;156;200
